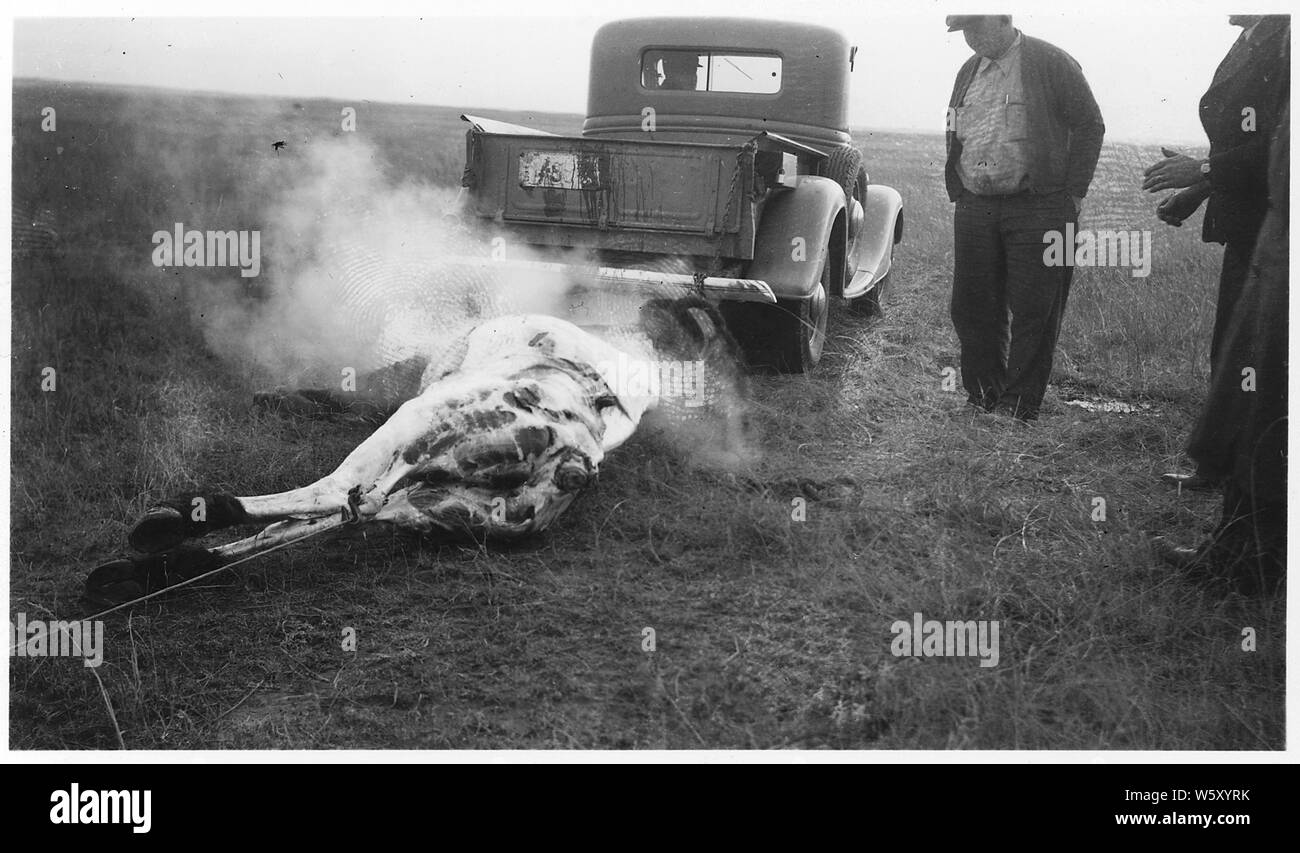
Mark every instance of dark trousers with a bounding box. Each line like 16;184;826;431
1209;241;1253;379
1202;478;1286;594
952;191;1076;417
1187;241;1254;478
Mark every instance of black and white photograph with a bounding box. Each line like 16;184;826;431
5;0;1291;759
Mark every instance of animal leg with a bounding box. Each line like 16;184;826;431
87;514;351;606
84;546;224;607
127;392;450;552
253;356;429;424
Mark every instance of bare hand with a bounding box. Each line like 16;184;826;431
1155;184;1210;227
1143;147;1206;193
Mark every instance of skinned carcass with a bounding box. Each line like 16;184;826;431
84;296;745;606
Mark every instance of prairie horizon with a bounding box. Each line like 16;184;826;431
10;76;1217;148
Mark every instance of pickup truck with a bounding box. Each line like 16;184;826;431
452;17;904;373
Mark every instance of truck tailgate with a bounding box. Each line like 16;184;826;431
463;131;755;257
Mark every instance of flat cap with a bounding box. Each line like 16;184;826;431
946;15;999;31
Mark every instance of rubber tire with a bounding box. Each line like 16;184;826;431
775;279;828;373
824;145;866;211
827;145;876;317
724;255;829;374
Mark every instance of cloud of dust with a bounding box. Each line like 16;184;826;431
183;136;583;387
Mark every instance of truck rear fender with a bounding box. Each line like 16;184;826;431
858;184;904;284
747;176;846;301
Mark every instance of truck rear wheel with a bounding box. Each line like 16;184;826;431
723;257;829;374
774;281;828;373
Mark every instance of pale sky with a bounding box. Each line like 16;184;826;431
7;0;1291;144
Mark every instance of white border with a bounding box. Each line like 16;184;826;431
3;0;1295;764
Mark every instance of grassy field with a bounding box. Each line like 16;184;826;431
9;79;1284;750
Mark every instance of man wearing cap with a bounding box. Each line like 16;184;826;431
944;15;1104;420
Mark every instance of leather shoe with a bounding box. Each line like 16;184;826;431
1160;471;1220;491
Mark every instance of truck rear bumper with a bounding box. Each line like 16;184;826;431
443;256;778;304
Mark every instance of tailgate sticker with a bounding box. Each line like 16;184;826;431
518;151;601;190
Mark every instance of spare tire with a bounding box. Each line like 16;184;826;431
823;145;867;299
823;144;866;210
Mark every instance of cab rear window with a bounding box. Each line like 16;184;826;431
641;50;782;94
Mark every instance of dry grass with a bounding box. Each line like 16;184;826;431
9;80;1283;750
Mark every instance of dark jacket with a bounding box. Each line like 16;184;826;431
1200;16;1290;247
1189;105;1288;499
945;34;1105;201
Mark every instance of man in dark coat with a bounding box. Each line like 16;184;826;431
1143;15;1289;488
1156;106;1287;595
945;15;1104;421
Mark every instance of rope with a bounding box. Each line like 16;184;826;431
9;518;340;657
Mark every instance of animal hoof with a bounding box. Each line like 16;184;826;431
83;559;147;607
128;505;187;553
128;493;250;552
84;547;224;607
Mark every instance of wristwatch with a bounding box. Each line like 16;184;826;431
1200;159;1212;176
